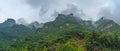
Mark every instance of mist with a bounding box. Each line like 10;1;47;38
0;0;120;24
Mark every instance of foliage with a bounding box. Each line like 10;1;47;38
1;14;120;51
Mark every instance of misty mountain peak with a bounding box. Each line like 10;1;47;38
97;17;106;22
0;18;16;28
94;17;120;33
58;13;74;17
4;18;16;24
95;17;113;24
68;13;74;17
28;21;44;29
56;13;75;20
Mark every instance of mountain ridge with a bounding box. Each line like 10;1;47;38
4;13;120;51
36;13;120;34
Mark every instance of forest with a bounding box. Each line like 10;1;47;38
0;14;120;51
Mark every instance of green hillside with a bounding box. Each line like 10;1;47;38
4;26;120;51
2;14;120;51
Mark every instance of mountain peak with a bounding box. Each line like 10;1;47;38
28;21;44;29
58;13;74;17
94;17;120;33
68;13;74;16
4;18;16;24
0;18;16;28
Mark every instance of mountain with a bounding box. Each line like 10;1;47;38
4;14;120;51
0;19;36;48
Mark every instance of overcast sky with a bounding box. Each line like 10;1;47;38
0;0;119;24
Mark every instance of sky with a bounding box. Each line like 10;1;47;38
0;0;120;24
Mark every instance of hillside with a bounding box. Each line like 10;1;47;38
3;14;120;51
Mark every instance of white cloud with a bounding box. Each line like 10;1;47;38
0;0;119;24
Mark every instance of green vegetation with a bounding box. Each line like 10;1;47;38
2;26;120;51
0;14;120;51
